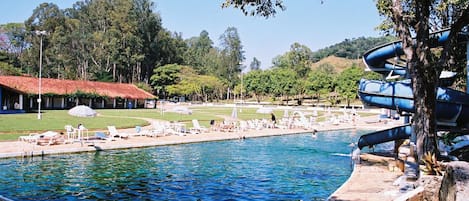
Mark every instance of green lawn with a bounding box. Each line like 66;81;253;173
0;106;373;141
0;110;146;133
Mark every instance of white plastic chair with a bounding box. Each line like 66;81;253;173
64;125;77;142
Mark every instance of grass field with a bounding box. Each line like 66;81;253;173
0;106;369;141
0;107;269;140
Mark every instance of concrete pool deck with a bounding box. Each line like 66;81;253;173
0;117;405;200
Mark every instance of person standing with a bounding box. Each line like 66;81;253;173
271;113;277;128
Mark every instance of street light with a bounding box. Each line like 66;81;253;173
35;30;47;120
240;72;243;113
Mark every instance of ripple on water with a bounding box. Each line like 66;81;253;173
0;130;373;200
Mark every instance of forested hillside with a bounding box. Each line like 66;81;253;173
312;36;396;61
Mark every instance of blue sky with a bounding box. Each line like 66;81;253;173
1;0;383;69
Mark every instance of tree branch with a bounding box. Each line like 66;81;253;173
439;5;469;69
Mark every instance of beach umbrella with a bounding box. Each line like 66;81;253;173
169;106;192;115
168;106;192;121
68;105;97;117
231;106;238;119
283;109;289;118
256;107;273;114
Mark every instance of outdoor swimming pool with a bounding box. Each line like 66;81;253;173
0;130;372;200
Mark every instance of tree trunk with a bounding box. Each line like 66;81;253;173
411;67;438;161
113;63;116;81
392;0;438;164
413;0;438;162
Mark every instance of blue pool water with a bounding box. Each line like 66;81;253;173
0;130;371;200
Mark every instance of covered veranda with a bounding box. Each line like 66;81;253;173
0;76;156;114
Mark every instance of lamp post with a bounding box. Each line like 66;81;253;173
35;30;47;120
240;72;243;112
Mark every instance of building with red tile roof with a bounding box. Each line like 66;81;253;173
0;76;156;113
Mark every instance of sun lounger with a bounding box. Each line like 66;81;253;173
107;126;129;139
247;120;262;130
19;131;57;143
19;131;62;146
146;122;166;137
190;119;208;134
161;122;186;136
37;134;66;146
19;133;42;143
132;126;150;137
219;122;235;132
166;127;186;136
238;121;249;131
94;132;115;141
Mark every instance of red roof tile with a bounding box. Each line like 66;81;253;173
0;76;155;99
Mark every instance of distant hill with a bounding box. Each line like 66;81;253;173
310;35;396;73
312;36;396;61
311;56;364;73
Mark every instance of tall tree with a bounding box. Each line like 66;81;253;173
23;2;65;78
272;42;313;78
184;30;214;74
306;64;336;104
0;51;22;75
134;0;164;83
249;57;261;71
269;68;298;104
376;0;469;161
154;30;187;69
19;0;179;84
150;64;182;99
336;65;363;106
219;27;245;89
0;23;27;68
243;70;270;103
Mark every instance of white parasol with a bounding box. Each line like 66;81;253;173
169;106;192;115
68;105;97;117
256;107;273;114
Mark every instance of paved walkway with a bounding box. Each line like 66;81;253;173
329;154;405;201
0;116;406;200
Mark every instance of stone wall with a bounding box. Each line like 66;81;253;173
439;161;469;201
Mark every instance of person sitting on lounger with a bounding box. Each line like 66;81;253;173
36;132;65;146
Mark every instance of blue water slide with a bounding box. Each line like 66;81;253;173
357;29;469;149
362;30;453;80
358;79;469;127
358;124;412;149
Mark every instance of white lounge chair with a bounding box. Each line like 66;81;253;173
19;131;60;146
19;133;41;143
190;119;208;134
147;122;166;137
132;126;151;137
164;122;186;136
107;126;129;139
238;120;249;131
94;131;115;141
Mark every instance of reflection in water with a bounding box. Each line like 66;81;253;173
0;130;373;200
